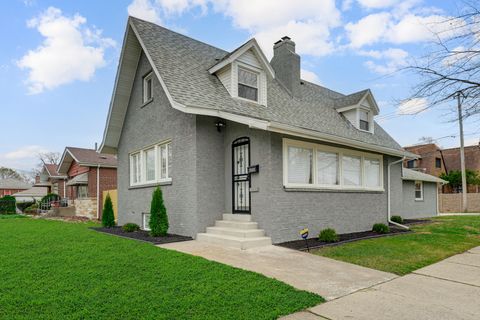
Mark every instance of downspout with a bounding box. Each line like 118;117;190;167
97;165;100;220
388;157;410;230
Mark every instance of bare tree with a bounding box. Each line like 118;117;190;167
406;2;480;118
33;152;61;175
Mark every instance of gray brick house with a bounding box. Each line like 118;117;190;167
100;17;436;247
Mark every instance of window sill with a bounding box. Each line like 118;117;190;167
233;96;264;106
141;98;154;108
415;199;424;202
358;128;373;134
283;185;384;193
129;179;172;190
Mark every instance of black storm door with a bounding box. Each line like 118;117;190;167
232;137;251;214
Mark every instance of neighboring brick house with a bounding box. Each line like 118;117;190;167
404;142;480;193
403;143;446;177
37;163;68;197
57;147;117;219
0;178;31;197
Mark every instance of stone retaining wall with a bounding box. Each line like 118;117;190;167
74;198;98;219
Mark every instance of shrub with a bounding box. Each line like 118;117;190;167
318;228;339;243
102;193;115;228
0;195;16;214
149;187;169;237
122;223;140;233
391;215;403;224
39;193;60;210
16;201;36;213
24;203;39;214
372;223;390;234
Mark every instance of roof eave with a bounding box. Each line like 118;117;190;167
208;38;275;78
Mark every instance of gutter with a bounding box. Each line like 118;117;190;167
96;165;100;220
387;157;410;230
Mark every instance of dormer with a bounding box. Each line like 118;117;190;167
334;89;379;134
209;39;274;106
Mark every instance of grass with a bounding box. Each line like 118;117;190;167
315;216;480;275
0;217;323;319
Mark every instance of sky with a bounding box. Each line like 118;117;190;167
1;0;479;172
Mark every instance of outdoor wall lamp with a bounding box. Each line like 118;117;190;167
215;119;226;132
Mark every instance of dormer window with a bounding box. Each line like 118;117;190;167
359;110;370;131
238;68;258;102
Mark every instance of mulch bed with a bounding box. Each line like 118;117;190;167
91;226;193;245
276;227;411;251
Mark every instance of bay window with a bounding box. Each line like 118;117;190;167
130;141;172;186
283;139;383;190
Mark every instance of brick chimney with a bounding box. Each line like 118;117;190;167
270;36;301;98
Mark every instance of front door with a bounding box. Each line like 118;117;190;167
232;137;250;214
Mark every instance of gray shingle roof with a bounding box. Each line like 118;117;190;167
333;89;369;109
129;17;402;151
402;168;447;184
0;178;31;190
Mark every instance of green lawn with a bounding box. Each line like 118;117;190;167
315;216;480;275
0;217;322;319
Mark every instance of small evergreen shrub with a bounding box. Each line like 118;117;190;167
372;223;390;234
102;193;115;228
24;203;39;214
0;195;16;214
149;187;169;237
122;223;140;232
318;228;339;243
391;215;403;224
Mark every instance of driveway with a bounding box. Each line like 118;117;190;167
286;246;480;319
158;241;396;300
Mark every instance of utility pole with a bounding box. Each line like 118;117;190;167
456;91;468;212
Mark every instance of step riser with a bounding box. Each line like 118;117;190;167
206;227;265;238
215;220;258;229
222;214;252;222
196;233;271;250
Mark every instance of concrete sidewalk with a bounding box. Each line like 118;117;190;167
291;246;480;320
158;241;396;300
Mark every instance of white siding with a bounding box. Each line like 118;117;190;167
238;49;262;69
343;109;358;127
217;65;232;95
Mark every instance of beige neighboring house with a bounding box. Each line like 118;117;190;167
13;187;49;203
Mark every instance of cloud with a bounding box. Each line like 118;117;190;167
301;69;321;85
346;11;464;48
17;7;115;94
361;48;409;74
357;0;399;9
128;0;162;23
0;146;49;171
127;0;341;57
345;13;391;48
397;98;428;115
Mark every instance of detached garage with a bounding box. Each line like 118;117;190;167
395;168;447;219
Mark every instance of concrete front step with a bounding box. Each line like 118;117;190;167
215;220;259;229
196;233;272;250
206;226;265;238
222;213;252;222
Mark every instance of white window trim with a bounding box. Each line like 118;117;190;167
282;138;384;191
356;107;374;134
232;61;265;105
143;72;153;103
415;180;424;201
129;139;172;187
